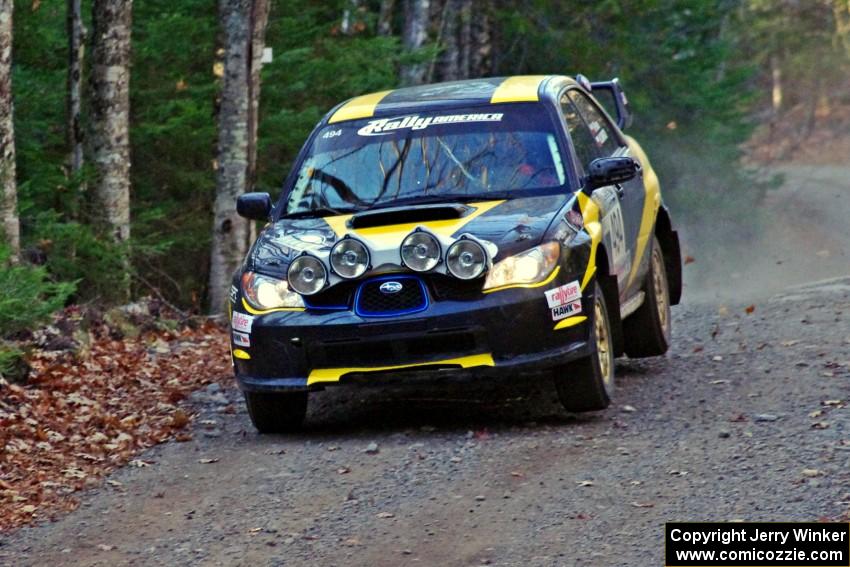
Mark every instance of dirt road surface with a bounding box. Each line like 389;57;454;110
1;167;848;566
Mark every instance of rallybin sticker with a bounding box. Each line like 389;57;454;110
545;281;583;321
232;331;251;347
232;312;254;333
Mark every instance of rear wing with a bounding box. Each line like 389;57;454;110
580;76;633;130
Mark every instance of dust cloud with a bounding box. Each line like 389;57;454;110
677;164;850;303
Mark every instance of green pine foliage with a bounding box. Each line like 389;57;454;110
497;0;759;226
0;246;75;336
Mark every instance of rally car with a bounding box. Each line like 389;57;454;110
230;75;682;432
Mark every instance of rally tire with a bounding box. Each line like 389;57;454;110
244;391;308;433
553;282;615;412
623;235;671;358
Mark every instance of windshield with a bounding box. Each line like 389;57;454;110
283;103;568;216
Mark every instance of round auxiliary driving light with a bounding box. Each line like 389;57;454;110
446;239;487;280
287;255;327;295
401;231;441;272
330;238;369;279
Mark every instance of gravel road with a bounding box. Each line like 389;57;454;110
1;167;849;567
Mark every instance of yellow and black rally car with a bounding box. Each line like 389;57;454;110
230;75;682;432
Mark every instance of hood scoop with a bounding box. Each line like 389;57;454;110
349;203;471;229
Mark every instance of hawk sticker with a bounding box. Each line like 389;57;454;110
545;281;583;321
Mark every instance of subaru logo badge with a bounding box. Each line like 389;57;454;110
379;281;403;294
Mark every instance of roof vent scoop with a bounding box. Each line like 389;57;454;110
349;203;470;229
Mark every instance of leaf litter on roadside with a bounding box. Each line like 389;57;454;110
0;310;230;532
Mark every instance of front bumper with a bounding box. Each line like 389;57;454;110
232;273;595;392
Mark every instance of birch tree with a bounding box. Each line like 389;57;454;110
209;0;270;314
90;0;132;298
378;0;395;36
400;0;429;85
67;0;85;179
835;0;850;58
0;0;19;260
246;0;269;205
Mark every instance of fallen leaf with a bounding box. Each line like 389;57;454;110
744;305;756;314
684;255;695;265
171;409;190;429
802;469;823;478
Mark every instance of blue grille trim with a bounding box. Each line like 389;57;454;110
354;275;429;318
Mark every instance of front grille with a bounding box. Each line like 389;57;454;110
308;329;481;367
355;276;428;317
304;281;355;310
428;274;484;301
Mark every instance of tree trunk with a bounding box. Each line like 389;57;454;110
770;54;783;114
67;0;85;180
340;0;361;35
458;0;471;79
90;0;132;298
470;2;492;78
209;0;252;314
377;0;395;36
835;0;850;59
400;0;430;85
0;0;20;260
246;0;269;247
433;0;459;81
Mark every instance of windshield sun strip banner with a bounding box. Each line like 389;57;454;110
356;112;505;136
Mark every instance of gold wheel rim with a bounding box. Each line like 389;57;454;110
652;246;670;337
594;296;614;393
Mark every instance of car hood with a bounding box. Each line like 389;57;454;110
247;194;571;278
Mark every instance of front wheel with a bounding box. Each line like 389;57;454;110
244;391;308;433
623;235;671;358
553;282;615;412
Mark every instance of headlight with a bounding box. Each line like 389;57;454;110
401;231;441;272
287;255;327;295
446;239;488;280
483;242;560;290
330;238;369;279
241;272;305;309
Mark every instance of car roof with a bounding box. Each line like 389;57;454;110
325;75;577;125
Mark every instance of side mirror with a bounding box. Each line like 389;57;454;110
585;157;641;191
237;192;272;221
